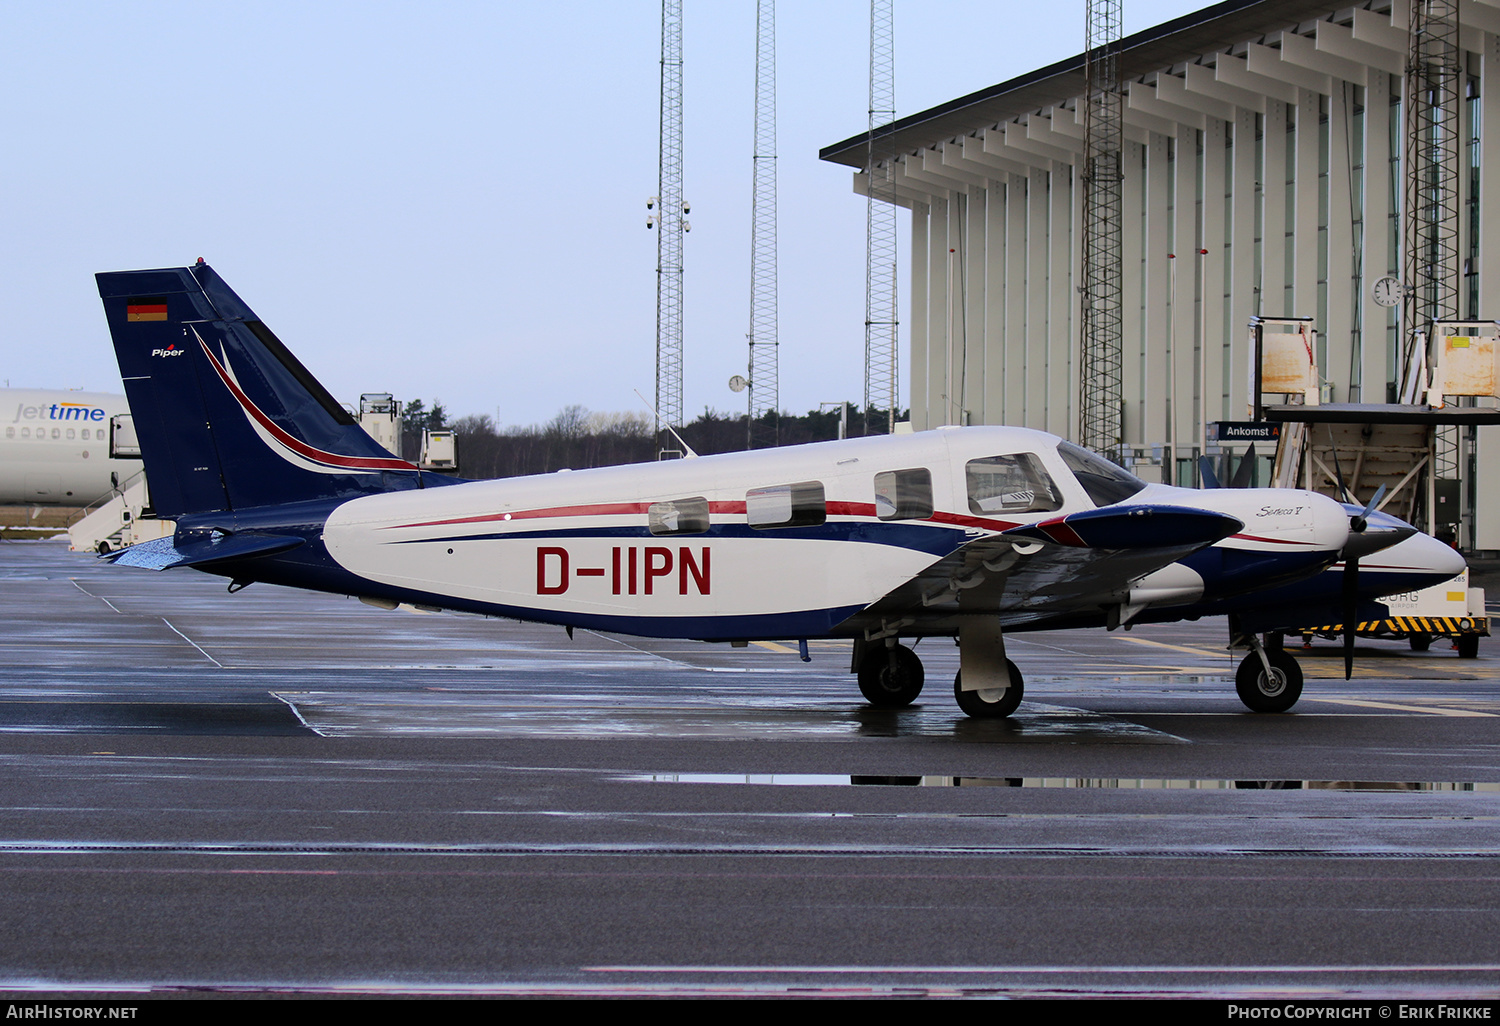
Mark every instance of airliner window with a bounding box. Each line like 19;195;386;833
648;497;710;536
874;468;933;520
747;481;826;529
965;454;1062;515
1057;440;1147;506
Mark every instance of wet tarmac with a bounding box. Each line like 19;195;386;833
1;538;1499;998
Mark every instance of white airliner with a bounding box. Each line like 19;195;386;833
0;389;140;505
97;262;1466;717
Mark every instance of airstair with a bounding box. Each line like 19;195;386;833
67;472;173;555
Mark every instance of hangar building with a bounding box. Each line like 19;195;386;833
821;0;1500;551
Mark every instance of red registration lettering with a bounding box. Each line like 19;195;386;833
536;547;569;594
679;546;709;595
643;546;673;595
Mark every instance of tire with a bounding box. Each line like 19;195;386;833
857;644;924;707
1235;648;1304;713
96;541;111;555
1409;634;1432;652
1457;635;1480;659
954;660;1023;718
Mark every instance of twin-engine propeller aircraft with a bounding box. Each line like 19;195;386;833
97;261;1466;717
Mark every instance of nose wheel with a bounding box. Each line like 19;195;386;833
1235;648;1303;713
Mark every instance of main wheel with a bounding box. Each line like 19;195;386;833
1457;635;1480;659
954;660;1023;718
1409;634;1432;652
1235;649;1303;713
857;644;924;707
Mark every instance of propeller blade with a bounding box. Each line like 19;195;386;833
1342;555;1359;680
1198;455;1221;489
1326;427;1353;503
1229;443;1257;488
1351;484;1387;533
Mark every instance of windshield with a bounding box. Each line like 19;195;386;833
1057;441;1147;507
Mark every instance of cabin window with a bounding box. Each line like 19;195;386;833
65;429;75;440
965;454;1062;515
873;468;933;520
20;428;28;439
648;497;710;536
746;481;825;529
4;428;11;439
1056;440;1147;507
51;428;59;440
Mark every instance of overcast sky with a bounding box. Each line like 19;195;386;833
0;0;1200;428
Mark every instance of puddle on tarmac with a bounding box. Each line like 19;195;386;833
619;773;1500;791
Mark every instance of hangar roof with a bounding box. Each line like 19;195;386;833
819;0;1356;168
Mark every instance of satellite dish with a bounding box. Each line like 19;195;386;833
728;374;748;393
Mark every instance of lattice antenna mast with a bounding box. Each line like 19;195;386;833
1079;0;1124;459
864;0;898;434
652;0;686;451
746;0;778;449
1401;0;1462;373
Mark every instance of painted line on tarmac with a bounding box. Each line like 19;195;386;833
159;617;223;669
1301;697;1498;717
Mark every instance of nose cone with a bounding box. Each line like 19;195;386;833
1361;530;1468;597
1406;531;1468;581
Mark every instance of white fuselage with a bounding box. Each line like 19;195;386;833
318;426;1364;638
0;389;139;505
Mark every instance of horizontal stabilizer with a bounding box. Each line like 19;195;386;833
107;532;304;571
1003;505;1244;550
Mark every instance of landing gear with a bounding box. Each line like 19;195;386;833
1235;648;1304;713
953;661;1023;718
856;643;924;707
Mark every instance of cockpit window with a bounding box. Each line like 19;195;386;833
1057;441;1147;507
965;454;1062;515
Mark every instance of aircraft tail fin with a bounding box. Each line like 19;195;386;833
96;261;424;518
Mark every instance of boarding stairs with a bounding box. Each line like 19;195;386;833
67;473;173;555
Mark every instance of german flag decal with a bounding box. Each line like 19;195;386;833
126;299;168;322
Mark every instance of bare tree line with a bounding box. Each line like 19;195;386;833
410;403;907;479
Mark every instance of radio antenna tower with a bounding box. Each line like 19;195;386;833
864;0;898;434
651;0;686;452
746;0;778;448
1401;0;1463;519
1079;0;1125;459
1401;0;1461;364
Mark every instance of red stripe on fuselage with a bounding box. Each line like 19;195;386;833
199;339;418;473
386;499;1020;533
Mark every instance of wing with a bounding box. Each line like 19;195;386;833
852;504;1244;631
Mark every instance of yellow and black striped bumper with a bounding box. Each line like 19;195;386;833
1302;615;1489;638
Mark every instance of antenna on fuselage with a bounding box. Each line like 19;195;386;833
634;389;699;458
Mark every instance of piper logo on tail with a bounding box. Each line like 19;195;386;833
151;344;187;358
